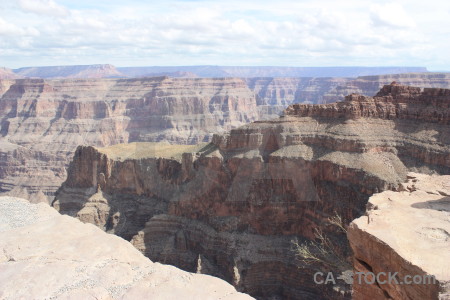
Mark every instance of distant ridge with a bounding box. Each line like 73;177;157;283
8;64;428;79
14;64;125;79
118;66;428;78
0;67;22;79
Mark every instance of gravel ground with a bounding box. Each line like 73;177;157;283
0;196;38;232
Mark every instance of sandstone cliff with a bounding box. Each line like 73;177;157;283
0;77;259;198
0;196;252;299
245;77;348;118
53;83;450;299
348;173;450;300
3;74;450;200
322;73;450;103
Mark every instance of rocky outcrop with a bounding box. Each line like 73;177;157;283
0;196;252;300
348;173;450;300
0;77;259;198
54;84;450;299
321;73;450;103
286;83;450;125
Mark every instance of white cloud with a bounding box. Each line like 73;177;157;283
370;3;415;28
0;17;26;36
17;0;68;17
0;0;449;69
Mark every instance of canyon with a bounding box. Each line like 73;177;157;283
2;73;450;203
53;83;450;299
0;77;259;199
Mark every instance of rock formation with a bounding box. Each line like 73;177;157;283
0;196;252;300
53;83;450;299
0;77;260;198
321;72;450;103
348;173;450;300
3;72;450;203
4;74;450;201
245;77;348;119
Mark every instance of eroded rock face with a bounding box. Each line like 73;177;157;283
321;73;450;103
54;84;450;299
245;77;348;118
0;77;260;198
348;173;450;300
286;83;450;125
3;75;450;200
0;196;252;300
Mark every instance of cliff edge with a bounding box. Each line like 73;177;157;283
0;196;252;300
348;173;450;300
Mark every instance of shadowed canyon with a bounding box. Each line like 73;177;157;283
52;83;450;299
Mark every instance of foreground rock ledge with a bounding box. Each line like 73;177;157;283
348;173;450;300
0;196;252;300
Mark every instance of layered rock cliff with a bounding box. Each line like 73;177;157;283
53;83;450;299
322;73;450;103
245;77;348;118
0;77;260;198
348;173;450;300
9;75;448;200
0;196;252;299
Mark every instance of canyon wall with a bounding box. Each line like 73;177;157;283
245;77;348;118
322;72;450;103
348;173;450;300
3;74;450;201
0;77;259;198
53;83;450;299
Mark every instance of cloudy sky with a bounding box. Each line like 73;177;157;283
0;0;449;70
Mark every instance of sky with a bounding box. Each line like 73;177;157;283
0;0;449;70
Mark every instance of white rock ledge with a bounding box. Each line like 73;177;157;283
0;196;253;300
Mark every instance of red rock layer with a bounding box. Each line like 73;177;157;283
54;84;450;299
0;77;259;197
287;82;450;124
